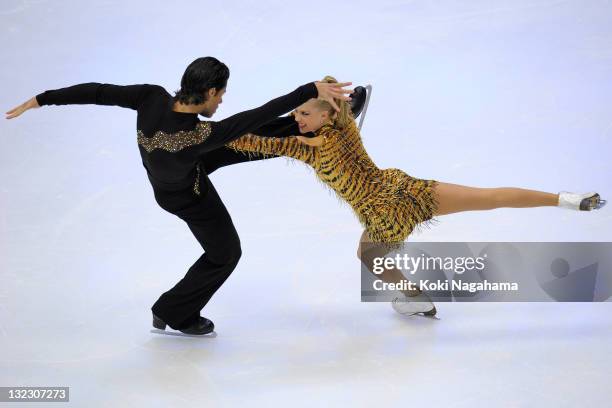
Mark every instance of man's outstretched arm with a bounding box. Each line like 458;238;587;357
201;81;352;151
6;83;154;119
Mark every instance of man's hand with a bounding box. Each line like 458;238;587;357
5;97;40;119
314;81;353;111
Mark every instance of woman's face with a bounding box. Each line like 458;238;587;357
293;99;331;133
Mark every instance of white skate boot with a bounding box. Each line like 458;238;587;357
558;191;607;211
391;292;437;317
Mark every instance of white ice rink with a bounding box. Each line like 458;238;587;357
1;0;611;406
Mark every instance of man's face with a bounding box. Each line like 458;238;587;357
200;87;226;118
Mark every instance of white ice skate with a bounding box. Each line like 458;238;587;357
391;292;437;317
558;191;607;211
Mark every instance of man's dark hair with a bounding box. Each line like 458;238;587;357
174;57;230;105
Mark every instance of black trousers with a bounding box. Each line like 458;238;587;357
150;173;241;329
150;149;277;330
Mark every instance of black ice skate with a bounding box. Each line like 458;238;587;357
349;85;372;130
350;86;367;118
151;313;215;337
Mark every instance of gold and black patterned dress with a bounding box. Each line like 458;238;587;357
227;120;441;245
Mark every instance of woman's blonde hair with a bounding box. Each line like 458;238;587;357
314;75;355;130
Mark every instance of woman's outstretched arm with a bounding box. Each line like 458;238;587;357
199;113;316;175
227;133;316;165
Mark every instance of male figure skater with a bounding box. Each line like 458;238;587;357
6;56;353;336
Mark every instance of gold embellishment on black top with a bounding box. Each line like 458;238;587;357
193;163;201;196
137;122;212;153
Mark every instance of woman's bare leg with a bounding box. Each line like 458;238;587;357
432;182;559;216
357;230;421;297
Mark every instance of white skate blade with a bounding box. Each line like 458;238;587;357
150;328;217;338
358;84;372;130
407;312;440;320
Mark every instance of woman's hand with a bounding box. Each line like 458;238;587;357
314;81;353;111
5;97;40;119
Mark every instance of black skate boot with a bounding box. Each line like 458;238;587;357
350;86;368;118
152;313;214;336
349;85;373;130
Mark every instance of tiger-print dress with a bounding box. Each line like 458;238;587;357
227;120;440;245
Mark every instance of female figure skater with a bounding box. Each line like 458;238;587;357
226;76;607;317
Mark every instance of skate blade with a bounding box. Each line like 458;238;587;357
420;308;440;320
580;194;604;211
150;328;217;338
357;84;373;130
393;309;440;320
417;313;441;320
409;308;440;320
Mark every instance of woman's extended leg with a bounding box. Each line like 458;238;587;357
432;182;559;216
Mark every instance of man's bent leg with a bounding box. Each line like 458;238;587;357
151;178;242;330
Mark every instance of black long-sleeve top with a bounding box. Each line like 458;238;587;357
35;82;317;192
